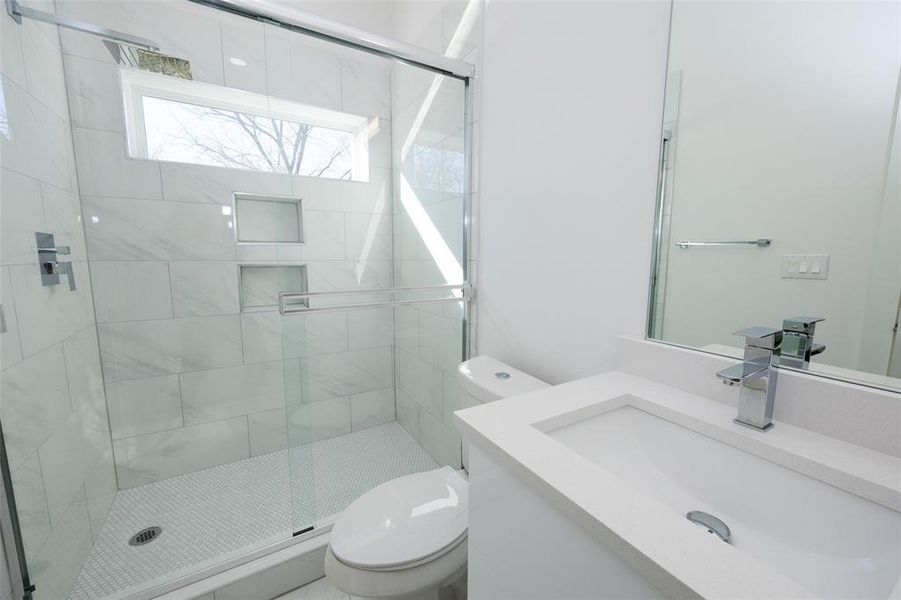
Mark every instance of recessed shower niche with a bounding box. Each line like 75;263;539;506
234;192;304;244
239;264;308;311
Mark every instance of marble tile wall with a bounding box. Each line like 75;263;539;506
57;0;400;489
0;2;117;598
389;1;481;468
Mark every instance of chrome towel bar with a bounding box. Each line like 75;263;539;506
279;283;471;315
676;239;772;249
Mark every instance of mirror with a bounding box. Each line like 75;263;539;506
649;1;901;391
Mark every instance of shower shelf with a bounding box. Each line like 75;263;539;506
233;192;304;245
240;264;308;312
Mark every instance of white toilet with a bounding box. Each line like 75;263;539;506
324;356;549;599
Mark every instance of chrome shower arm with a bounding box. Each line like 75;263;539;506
5;0;159;50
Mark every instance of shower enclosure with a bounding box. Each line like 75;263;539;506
0;0;476;598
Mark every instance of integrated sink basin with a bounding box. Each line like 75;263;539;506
546;405;901;600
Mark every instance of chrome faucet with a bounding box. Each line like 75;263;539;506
716;327;782;431
36;232;76;291
778;316;825;368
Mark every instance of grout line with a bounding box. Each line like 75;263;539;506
101;343;396;386
1;268;26;371
3;165;395;213
111;409;258;445
176;369;186;429
2;63;71;126
217;22;227;92
33;450;54;531
59;330;76;414
338;55;345;114
245;414;252;458
262;20;272;99
164;260;175;319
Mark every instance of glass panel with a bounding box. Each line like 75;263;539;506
0;3;119;599
281;300;467;530
0;0;470;597
391;63;468;469
276;40;469;528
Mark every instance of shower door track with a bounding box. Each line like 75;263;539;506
188;0;475;80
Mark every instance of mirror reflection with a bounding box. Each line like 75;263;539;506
649;0;901;389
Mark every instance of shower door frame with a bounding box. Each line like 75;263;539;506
0;2;476;600
191;0;476;79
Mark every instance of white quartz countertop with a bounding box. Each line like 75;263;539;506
453;370;901;600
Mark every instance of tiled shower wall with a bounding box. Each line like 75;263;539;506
0;2;117;598
57;1;397;489
391;2;481;468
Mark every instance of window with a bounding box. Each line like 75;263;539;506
121;69;373;181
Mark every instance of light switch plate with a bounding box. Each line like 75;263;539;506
781;254;829;279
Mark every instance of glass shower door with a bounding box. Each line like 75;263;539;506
390;63;470;473
272;55;470;532
279;284;470;531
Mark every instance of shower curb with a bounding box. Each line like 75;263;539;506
152;532;329;600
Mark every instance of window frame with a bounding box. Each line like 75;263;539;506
119;68;374;181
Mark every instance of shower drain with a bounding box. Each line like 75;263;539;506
128;526;162;546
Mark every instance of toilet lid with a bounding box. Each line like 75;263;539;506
330;467;469;570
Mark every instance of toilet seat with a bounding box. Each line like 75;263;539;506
325;538;468;599
330;466;469;571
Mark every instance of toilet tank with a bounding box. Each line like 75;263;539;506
456;356;548;470
457;356;549;406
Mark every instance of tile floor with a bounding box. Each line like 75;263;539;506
69;422;437;600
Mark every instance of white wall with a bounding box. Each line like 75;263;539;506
659;2;901;372
475;0;671;384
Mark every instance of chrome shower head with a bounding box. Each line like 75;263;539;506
103;40;193;80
